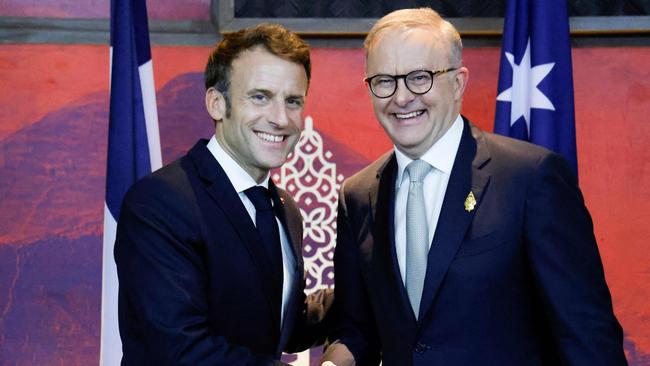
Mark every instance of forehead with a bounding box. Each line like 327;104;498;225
230;46;308;94
366;27;449;74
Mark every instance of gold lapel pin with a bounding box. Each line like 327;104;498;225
464;191;476;212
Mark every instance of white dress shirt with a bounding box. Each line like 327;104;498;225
394;115;464;285
207;136;296;327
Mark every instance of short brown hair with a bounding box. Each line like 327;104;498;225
204;23;311;108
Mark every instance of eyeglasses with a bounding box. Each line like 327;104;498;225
364;68;459;98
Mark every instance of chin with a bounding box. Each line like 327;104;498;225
262;156;289;170
392;132;424;148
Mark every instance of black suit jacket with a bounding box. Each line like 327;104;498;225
327;119;626;366
115;139;328;365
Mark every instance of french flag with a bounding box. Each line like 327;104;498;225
494;0;578;176
100;0;162;364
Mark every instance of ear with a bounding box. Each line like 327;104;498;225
364;80;373;98
205;87;227;121
453;66;469;101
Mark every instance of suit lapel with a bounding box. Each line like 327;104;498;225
188;141;282;330
268;183;304;355
370;154;419;327
269;183;302;268
418;120;491;322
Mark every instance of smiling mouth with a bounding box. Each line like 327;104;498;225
394;110;425;119
256;131;285;143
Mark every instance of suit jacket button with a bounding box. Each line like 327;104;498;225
414;342;429;354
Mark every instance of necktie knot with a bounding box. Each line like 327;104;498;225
245;186;273;211
406;159;431;183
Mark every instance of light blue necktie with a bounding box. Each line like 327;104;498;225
405;159;432;319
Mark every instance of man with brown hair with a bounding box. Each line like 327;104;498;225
115;24;330;365
322;7;626;366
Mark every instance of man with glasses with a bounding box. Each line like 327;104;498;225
321;7;626;366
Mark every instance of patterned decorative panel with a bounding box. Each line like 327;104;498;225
274;116;344;294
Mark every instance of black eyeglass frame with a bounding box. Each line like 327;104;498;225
364;67;459;99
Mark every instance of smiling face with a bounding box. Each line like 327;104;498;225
366;26;468;159
206;46;308;182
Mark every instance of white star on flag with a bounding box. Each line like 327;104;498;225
496;39;556;133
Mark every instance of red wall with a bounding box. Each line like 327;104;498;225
0;44;648;363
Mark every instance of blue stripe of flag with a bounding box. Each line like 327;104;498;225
107;0;154;218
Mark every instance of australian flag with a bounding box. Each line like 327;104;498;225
494;0;578;176
100;0;162;364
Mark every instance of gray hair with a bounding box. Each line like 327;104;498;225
364;8;463;67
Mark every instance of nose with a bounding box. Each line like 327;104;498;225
392;78;415;107
270;100;290;127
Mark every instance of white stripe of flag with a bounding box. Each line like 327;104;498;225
100;0;161;364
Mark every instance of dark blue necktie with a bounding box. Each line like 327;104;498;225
244;186;284;309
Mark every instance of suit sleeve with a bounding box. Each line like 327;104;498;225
524;153;627;365
322;183;381;366
114;179;284;366
284;287;335;353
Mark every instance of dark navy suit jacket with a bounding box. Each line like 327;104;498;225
115;140;328;365
327;119;626;366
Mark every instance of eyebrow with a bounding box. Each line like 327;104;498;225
246;89;305;100
247;88;273;97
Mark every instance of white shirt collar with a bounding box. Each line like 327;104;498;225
206;135;270;193
395;114;464;187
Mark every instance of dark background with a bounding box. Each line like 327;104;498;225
235;0;650;17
